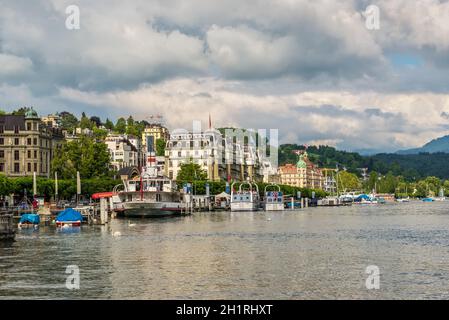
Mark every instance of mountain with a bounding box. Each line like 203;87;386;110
397;135;449;154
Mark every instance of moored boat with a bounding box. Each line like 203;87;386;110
230;182;260;212
56;208;83;227
264;184;284;211
18;213;40;229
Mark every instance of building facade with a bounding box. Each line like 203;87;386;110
105;134;139;171
279;151;324;189
142;124;170;154
164;128;263;182
0;109;64;177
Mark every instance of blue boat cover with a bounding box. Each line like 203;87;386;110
355;194;371;201
56;208;83;222
19;213;40;225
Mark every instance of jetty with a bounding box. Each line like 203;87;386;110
0;212;15;241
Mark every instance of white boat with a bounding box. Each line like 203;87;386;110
231;182;260;212
264;184;284;211
396;197;410;203
112;155;184;218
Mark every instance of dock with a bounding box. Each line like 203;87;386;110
0;212;15;241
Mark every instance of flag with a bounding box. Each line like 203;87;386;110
209;113;212;129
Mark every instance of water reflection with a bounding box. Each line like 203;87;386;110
1;202;449;299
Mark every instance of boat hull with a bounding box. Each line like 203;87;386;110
116;202;182;218
230;202;259;212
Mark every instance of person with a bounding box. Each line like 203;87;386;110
32;198;38;210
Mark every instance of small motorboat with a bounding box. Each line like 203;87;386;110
422;197;435;202
55;208;83;227
18;213;40;229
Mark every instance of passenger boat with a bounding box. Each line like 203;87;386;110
264;184;284;211
112;159;183;218
230;182;260;212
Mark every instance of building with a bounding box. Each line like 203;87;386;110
142;124;170;154
41;114;61;128
164;127;266;182
279;151;324;189
105;134;139;171
127;135;145;168
0;108;64;177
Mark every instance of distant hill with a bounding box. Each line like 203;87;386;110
278;144;449;180
397;135;449;154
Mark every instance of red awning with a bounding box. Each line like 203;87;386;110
91;192;116;199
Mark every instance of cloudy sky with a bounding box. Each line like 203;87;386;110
1;0;449;153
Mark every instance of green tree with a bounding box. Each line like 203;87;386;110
59;111;79;131
176;160;208;181
51;136;111;179
337;171;361;191
115;117;127;134
80;112;93;129
156;139;166;156
0;174;12;196
104;118;115;131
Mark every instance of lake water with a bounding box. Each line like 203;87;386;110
1;201;449;299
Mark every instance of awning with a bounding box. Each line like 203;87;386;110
91;192;116;199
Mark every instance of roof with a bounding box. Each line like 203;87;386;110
0;115;25;130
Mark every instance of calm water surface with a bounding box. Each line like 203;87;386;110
2;201;449;299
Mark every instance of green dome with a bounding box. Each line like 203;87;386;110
25;107;38;118
296;158;306;169
296;151;307;169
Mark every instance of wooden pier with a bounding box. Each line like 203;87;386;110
0;213;15;241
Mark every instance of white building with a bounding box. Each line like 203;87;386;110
105;134;139;171
165;128;261;182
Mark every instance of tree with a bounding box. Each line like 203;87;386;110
80;112;93;130
51;136;111;179
115;117;127;134
156;139;166;156
337;171;361;191
126;116;139;136
176;160;208;181
11;107;30;115
59;111;79;131
90;116;102;127
104;118;115;131
0;174;12;196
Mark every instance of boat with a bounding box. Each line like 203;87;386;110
396;197;410;203
434;188;446;201
264;184;284;211
422;197;435;202
112;155;183;218
354;194;379;204
318;196;344;206
18;213;40;229
214;192;231;211
230;181;260;212
55;208;83;227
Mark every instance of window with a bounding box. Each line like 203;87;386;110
34;163;37;172
34;150;37;159
14;163;20;173
27;138;31;145
0;138;4;145
0;126;3;134
14;138;19;145
27;150;31;158
27;123;32;131
0;163;3;172
33;138;37;145
14;126;19;134
0;151;3;158
14;150;19;161
27;163;31;172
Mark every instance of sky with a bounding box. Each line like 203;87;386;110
1;0;449;154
